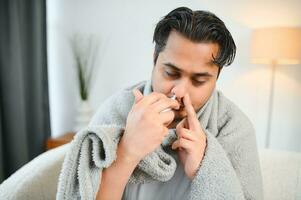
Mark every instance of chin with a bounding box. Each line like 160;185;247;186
168;110;187;129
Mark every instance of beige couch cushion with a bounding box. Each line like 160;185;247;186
0;144;68;200
259;149;301;200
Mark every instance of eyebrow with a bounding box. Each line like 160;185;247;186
163;62;213;77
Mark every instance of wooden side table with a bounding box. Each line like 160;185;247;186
46;132;75;150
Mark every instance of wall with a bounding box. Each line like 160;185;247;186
47;0;301;152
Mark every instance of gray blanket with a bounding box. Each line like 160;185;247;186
56;80;263;200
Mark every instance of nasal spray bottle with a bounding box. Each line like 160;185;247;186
161;94;176;113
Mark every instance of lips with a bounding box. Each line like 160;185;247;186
179;99;184;108
174;106;184;113
177;101;184;110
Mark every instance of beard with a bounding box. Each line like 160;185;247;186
168;104;202;129
173;109;186;121
166;108;187;129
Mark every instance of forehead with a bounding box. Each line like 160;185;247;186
160;31;219;72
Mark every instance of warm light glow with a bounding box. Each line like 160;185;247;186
251;27;301;64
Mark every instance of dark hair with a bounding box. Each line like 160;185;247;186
153;7;236;69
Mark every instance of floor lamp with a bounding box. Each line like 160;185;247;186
251;27;301;148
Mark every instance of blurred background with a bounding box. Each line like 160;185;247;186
1;0;300;183
46;0;301;150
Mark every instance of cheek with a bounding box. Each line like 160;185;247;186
191;92;207;110
151;67;173;94
191;81;216;110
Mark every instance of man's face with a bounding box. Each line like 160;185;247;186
151;31;220;123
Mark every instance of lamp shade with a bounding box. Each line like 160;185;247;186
251;27;301;64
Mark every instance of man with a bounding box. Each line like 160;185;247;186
0;6;263;200
94;6;263;200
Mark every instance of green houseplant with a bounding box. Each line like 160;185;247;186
71;34;99;131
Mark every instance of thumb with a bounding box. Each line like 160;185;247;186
133;88;144;103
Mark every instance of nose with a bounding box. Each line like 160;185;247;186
171;80;189;101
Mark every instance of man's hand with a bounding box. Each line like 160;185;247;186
121;89;180;163
171;93;207;180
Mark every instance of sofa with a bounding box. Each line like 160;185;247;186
0;144;300;200
259;149;301;200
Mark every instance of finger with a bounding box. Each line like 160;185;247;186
152;98;180;113
139;92;167;106
133;89;144;103
176;117;187;132
183;94;200;131
176;127;195;141
175;118;187;152
159;111;175;126
171;138;193;152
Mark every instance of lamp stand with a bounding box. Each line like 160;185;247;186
265;60;277;148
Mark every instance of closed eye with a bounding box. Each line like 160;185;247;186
192;79;206;86
164;70;180;78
